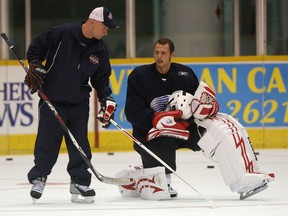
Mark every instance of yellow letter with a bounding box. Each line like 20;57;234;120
248;67;266;93
218;68;237;93
127;69;133;76
267;67;287;93
110;69;126;95
199;68;215;90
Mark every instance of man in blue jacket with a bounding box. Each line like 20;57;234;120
124;38;273;200
25;7;118;203
124;38;214;198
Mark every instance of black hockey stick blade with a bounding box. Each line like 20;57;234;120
1;32;132;186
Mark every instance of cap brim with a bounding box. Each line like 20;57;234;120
104;21;119;29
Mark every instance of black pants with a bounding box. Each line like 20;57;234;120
27;99;92;186
134;122;201;174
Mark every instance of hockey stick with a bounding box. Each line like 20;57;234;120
0;32;131;186
110;119;216;208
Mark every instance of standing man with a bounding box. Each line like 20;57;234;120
25;7;118;203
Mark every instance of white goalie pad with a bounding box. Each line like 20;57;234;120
116;166;170;200
134;166;170;200
116;165;171;200
115;165;142;198
195;112;275;194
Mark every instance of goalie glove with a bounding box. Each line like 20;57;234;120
191;81;219;119
97;96;117;128
24;60;47;94
147;110;190;141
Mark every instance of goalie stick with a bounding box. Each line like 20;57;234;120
0;32;131;186
109;119;216;208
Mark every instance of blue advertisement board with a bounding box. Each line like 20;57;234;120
110;62;288;129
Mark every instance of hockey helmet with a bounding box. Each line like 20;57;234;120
166;90;193;120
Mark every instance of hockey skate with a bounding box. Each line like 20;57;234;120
70;181;95;203
168;184;178;198
30;177;46;203
239;171;275;200
239;182;268;200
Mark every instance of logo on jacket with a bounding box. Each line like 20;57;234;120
89;54;99;64
178;71;188;76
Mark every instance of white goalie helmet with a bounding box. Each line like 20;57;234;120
165;90;194;120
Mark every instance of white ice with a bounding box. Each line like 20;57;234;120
0;149;287;216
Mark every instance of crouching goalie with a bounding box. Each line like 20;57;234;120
117;81;275;200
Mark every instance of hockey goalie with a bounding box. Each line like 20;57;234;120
117;81;275;200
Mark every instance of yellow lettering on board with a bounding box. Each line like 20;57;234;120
127;69;133;76
248;67;266;93
199;68;215;90
110;69;126;95
267;67;287;93
218;68;237;93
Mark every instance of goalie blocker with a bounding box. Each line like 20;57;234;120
195;112;275;199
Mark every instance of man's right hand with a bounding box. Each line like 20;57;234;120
97;96;117;128
24;62;47;94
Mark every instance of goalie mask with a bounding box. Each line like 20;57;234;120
165;90;193;120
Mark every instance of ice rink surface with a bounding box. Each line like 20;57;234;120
0;149;287;216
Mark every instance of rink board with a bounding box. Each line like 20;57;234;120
0;128;286;155
0;56;288;155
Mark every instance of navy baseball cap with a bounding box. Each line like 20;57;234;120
89;7;119;29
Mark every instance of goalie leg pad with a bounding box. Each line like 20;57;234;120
132;167;170;200
195;112;275;195
196;118;226;157
115;165;143;198
116;166;174;200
